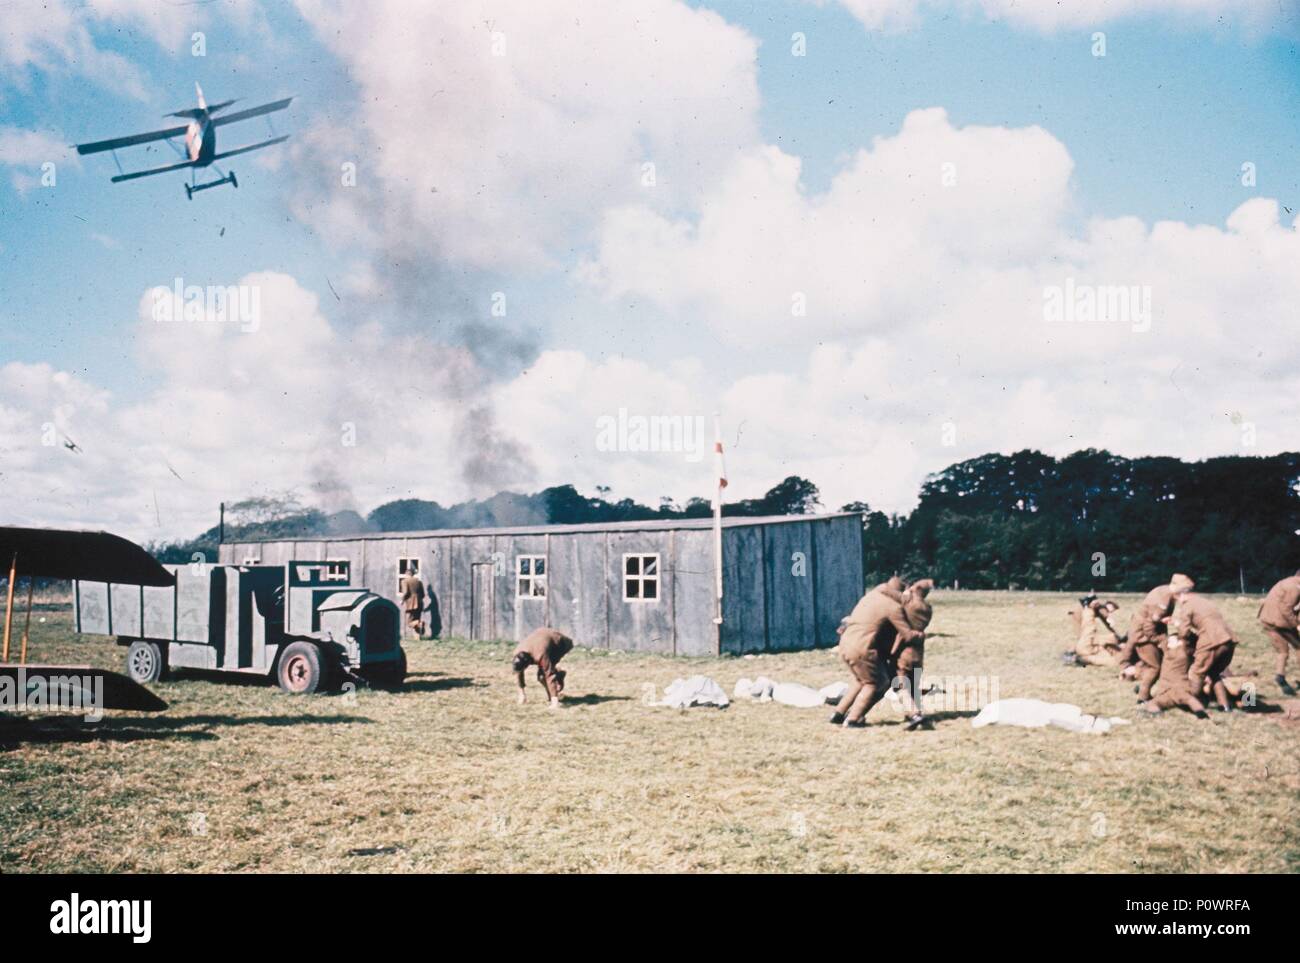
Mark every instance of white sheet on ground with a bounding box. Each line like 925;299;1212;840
971;698;1131;735
733;677;850;708
659;675;730;709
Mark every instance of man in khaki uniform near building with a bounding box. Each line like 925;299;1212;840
512;627;574;709
894;578;934;728
1128;573;1194;702
400;562;426;640
1258;570;1300;696
1171;592;1238;712
830;584;925;730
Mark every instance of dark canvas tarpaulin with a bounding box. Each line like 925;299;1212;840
0;527;174;586
0;665;168;712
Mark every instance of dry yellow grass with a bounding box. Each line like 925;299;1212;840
2;591;1297;873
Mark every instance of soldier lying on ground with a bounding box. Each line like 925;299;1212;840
511;627;573;709
1143;632;1210;719
1072;598;1124;667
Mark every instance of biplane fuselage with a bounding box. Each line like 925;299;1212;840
185;118;217;165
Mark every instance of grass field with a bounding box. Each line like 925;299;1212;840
2;591;1297;873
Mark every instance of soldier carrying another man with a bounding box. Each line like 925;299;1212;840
830;578;926;731
1125;573;1194;703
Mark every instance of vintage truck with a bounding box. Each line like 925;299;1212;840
74;558;406;694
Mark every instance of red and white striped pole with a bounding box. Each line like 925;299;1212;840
712;414;728;646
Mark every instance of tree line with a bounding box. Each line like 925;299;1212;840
152;449;1298;593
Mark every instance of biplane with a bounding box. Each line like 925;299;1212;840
75;83;293;199
1;527;170;714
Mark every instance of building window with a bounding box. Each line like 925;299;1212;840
397;556;420;595
517;555;547;598
324;559;349;582
623;553;660;601
242;555;260;565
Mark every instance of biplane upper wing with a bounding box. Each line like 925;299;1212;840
75;123;189;156
212;97;294;128
110;158;197;183
211;134;290;162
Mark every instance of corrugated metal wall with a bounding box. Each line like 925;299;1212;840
218;515;864;655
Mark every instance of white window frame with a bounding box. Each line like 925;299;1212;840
397;556;420;595
622;553;661;602
516;555;547;599
324;558;349;582
241;555;261;566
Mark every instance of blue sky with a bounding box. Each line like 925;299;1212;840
1;0;1298;538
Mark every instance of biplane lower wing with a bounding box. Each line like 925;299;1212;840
211;134;289;161
0;665;168;713
110;159;197;183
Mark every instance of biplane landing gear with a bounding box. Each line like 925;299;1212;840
183;170;238;199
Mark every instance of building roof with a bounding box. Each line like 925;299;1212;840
223;511;863;544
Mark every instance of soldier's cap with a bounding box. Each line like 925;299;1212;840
1169;573;1194;592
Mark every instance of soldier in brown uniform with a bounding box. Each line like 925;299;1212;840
511;627;574;708
1073;598;1124;666
1171;593;1238;712
1127;573;1194;702
1143;632;1210;719
894;579;934;729
399;563;426;640
830;584;925;729
1258;570;1300;696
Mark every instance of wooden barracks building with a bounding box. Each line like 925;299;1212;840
218;513;866;656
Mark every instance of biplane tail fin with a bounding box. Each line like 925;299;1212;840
167;83;236;119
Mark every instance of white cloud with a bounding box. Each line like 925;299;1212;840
0;125;78;193
290;0;761;270
0;272;539;540
566;107;1300;510
830;0;1290;32
0;0;269;98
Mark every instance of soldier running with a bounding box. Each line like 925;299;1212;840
1258;570;1300;696
511;627;574;709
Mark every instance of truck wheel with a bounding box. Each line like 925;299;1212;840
277;641;325;694
126;640;166;684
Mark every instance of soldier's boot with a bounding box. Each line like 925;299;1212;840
904;713;928;731
828;711;845;725
1276;674;1297;697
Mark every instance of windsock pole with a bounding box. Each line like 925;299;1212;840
712;414;728;654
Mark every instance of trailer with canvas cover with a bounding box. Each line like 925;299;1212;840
74;558;406;694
